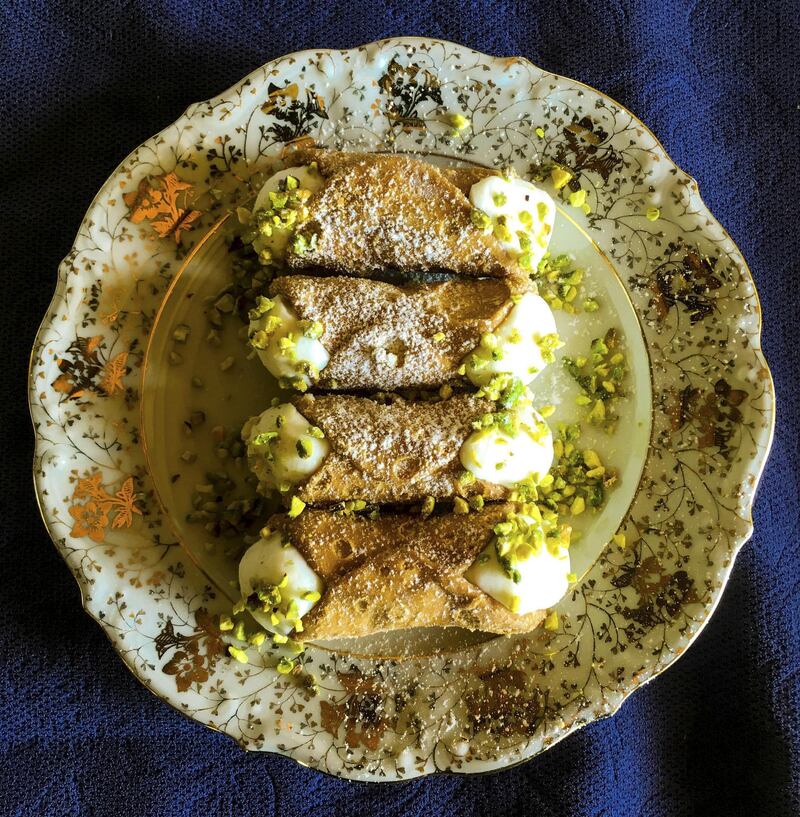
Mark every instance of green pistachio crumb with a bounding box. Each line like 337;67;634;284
550;165;572;189
288;496;306;518
457;470;477;487
446;112;470;131
228;646;249;664
172;324;191;343
468;495;485;511
568;189;587;208
471;208;491;230
276;657;295;674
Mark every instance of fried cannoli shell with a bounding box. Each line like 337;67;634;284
284;148;519;279
270;275;527;391
290;393;508;506
270;505;545;640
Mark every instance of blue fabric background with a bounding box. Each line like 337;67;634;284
3;1;798;814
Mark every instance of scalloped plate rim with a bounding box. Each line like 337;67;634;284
28;37;775;778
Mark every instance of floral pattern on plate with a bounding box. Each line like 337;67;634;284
29;38;774;780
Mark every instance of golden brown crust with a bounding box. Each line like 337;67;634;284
270;275;528;390
284;148;519;279
289;393;509;506
271;506;545;639
440;165;497;194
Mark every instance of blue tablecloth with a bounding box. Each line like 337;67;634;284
4;2;798;814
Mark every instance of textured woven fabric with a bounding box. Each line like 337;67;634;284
3;1;798;814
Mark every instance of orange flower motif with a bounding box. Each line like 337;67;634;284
123;172;201;244
99;351;128;396
319;671;394;750
67;473;142;543
68;500;109;543
261;82;299;115
162;645;209;692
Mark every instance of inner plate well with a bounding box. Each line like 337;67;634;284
141;161;652;659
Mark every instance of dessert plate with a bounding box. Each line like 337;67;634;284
30;38;774;780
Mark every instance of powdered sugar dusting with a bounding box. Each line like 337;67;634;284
291;393;508;504
285;149;519;279
271;275;523;390
271;507;545;639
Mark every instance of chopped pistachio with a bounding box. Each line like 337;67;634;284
446;112;471;133
468;495;484;511
535;126;545;138
300;319;324;339
296;438;312;459
544;610;559;630
613;532;627;549
457;470;477;487
288;496;306;518
219;615;234;631
568;189;587;208
471;208;491;230
276;657;295;674
228;645;249;664
303;590;321;602
421;496;435;518
550;165;573;189
249;631;266;647
215;293;235;313
172;324;191;343
453;496;470;515
563;328;627;432
432;331;446;343
646;206;660;221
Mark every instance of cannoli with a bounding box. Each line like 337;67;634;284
241;148;556;279
247;275;560;392
242;391;554;506
237;502;571;640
